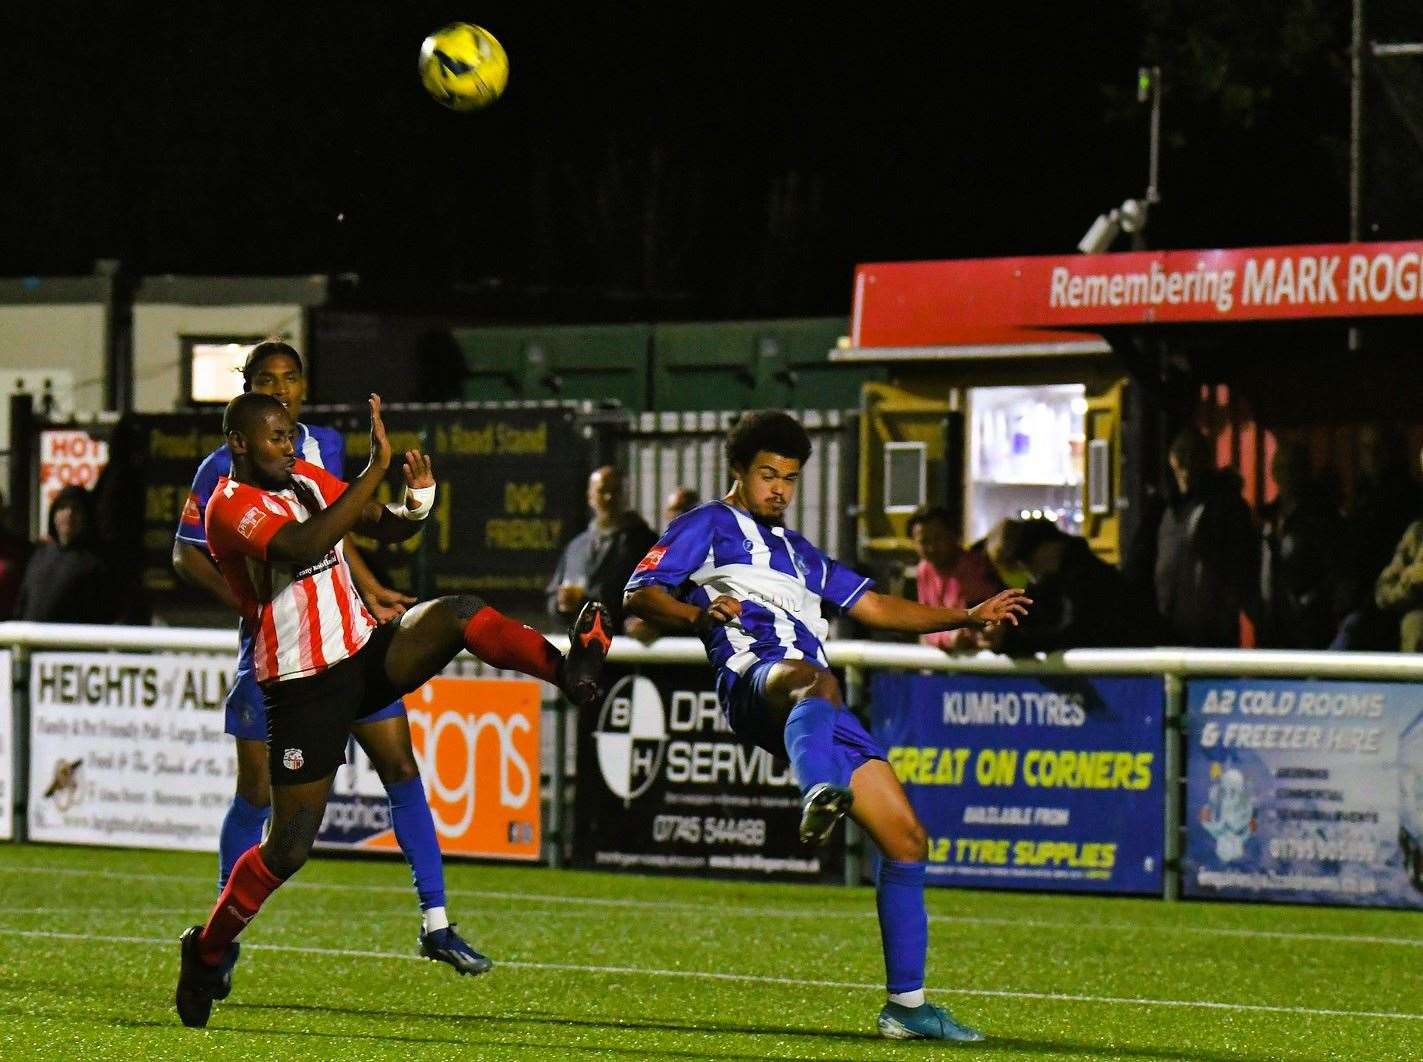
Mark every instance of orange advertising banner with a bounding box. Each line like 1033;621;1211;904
320;677;542;861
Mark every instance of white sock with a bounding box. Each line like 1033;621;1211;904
422;906;449;934
888;989;925;1008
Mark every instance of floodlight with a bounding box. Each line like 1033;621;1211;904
1077;210;1121;254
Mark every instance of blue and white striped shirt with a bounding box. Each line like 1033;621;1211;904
625;502;872;678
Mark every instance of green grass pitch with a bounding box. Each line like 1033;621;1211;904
0;844;1420;1060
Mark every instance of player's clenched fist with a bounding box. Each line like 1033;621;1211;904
696;594;742;635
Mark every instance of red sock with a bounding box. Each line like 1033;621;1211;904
198;844;283;965
462;607;562;684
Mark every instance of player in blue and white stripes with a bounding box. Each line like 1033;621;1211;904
625;410;1029;1043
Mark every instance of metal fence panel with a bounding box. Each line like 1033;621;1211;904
620;409;851;558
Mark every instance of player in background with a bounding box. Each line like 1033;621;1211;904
172;342;482;974
624;411;1029;1043
175;391;611;1027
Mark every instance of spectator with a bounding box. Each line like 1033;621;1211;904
0;490;32;620
548;465;658;640
980;518;1033;591
1373;442;1423;652
908;506;1003;652
1332;426;1422;650
16;485;116;623
1257;441;1346;648
663;486;701;528
1154;428;1257;647
997;519;1158;653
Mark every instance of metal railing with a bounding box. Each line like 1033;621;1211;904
5;623;1423;896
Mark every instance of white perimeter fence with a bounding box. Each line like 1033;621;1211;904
4;622;1423;900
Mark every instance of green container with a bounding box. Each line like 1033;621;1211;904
651;318;880;411
454;324;651;409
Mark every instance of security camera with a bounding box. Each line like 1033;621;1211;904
1077;210;1121;254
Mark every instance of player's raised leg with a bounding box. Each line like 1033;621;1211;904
177;772;334;1028
352;712;493;975
757;660;857;844
849;759;985;1043
379;592;610;705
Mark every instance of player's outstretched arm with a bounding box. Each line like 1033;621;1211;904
354;449;436;544
625;585;741;636
266;395;392;564
172;539;241;611
848;587;1031;634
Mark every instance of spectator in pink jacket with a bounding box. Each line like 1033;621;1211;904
909;506;1004;652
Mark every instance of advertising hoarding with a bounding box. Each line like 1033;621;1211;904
574;666;843;881
1184;679;1423;908
872;673;1165;894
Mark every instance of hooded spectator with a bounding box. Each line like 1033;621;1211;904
16;485;117;623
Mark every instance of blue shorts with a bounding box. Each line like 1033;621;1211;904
225;668;405;741
717;660;886;786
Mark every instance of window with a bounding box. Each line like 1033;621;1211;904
884;441;927;513
181;336;272;404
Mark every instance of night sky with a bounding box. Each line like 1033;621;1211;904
5;2;1373;317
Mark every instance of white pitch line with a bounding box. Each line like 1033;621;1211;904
1;926;1420;1026
2;862;1420;951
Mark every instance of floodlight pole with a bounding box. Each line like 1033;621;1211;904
1142;66;1162;207
1348;0;1423;351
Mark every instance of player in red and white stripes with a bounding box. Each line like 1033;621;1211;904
175;391;612;1028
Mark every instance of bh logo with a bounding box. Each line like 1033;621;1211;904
595;675;667;802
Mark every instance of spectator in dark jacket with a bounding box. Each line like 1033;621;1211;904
548;465;658;638
997;519;1160;654
16;485;116;623
1154;429;1257;647
1258;442;1346;648
1332;426;1423;650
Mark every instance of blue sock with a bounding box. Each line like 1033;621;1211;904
877;859;928;994
217;794;270;893
783;697;839;796
386;776;447;911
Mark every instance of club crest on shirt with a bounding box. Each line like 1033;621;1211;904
790;550;809;576
236;507;268;540
282;748;305;771
741;538;757;553
635;545;668;572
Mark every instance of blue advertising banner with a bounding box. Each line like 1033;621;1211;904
871;674;1165;894
1184;679;1423;908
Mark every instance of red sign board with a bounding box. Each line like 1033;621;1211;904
852;240;1423;348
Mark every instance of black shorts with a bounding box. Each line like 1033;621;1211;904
260;622;403;785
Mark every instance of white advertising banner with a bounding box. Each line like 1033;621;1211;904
28;652;233;850
0;650;12;841
38;430;109;534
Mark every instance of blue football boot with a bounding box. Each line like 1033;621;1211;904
876;1000;986;1042
420;924;494;976
798;782;854;846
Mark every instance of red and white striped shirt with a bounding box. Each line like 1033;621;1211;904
206;459;376;683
